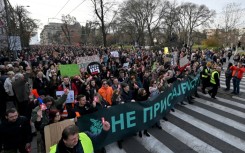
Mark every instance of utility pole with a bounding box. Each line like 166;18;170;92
3;0;11;61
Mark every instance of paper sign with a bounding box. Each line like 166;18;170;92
56;90;74;103
59;64;80;77
123;63;129;69
76;55;100;69
180;56;189;67
164;47;169;54
110;51;119;57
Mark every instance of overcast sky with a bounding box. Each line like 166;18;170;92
9;0;245;43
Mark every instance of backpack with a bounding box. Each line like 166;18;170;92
225;69;232;78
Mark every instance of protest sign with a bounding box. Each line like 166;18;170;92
164;57;171;63
110;51;119;58
180;56;189;67
87;62;101;75
123;62;129;69
164;47;169;54
59;64;80;77
44;120;75;153
56;90;74;103
77;55;100;69
76;73;200;150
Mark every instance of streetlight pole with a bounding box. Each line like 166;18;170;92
3;0;11;60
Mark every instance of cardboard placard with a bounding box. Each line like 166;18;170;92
44;119;75;153
77;55;100;69
164;57;171;63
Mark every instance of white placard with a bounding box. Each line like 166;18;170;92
56;90;74;103
123;62;129;69
76;55;100;69
180;56;189;67
110;51;119;57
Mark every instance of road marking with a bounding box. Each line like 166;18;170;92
198;92;245;109
220;84;245;93
232;96;245;102
134;133;174;153
105;142;127;153
219;78;245;85
172;109;245;151
194;98;245;119
161;121;222;153
183;103;245;133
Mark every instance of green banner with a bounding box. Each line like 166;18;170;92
59;64;80;77
77;73;200;149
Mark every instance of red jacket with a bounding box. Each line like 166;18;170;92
57;82;78;96
230;66;245;79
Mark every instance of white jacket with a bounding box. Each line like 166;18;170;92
4;77;15;96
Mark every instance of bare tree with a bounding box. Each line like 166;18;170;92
178;2;215;47
219;2;245;46
163;0;181;47
90;0;117;47
119;0;147;46
143;0;167;46
15;6;39;47
61;14;76;45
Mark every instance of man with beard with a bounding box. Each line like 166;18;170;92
50;123;111;153
0;108;32;153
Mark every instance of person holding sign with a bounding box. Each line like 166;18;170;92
31;89;69;149
50;121;111;153
58;76;78;98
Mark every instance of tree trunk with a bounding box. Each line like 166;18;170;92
101;22;107;47
147;24;154;46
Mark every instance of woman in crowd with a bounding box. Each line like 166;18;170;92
111;89;123;105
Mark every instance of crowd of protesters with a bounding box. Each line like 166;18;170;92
0;44;244;153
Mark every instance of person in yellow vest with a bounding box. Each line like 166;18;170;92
50;120;110;153
201;62;212;94
208;67;221;99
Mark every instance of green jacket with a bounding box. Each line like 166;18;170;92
31;94;67;127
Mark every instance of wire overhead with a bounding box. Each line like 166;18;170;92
68;0;86;15
54;0;71;18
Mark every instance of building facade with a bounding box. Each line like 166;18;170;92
40;22;82;45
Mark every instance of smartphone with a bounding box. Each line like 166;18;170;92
94;96;99;102
101;117;105;124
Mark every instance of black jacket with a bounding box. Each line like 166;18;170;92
0;116;32;151
121;90;133;103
